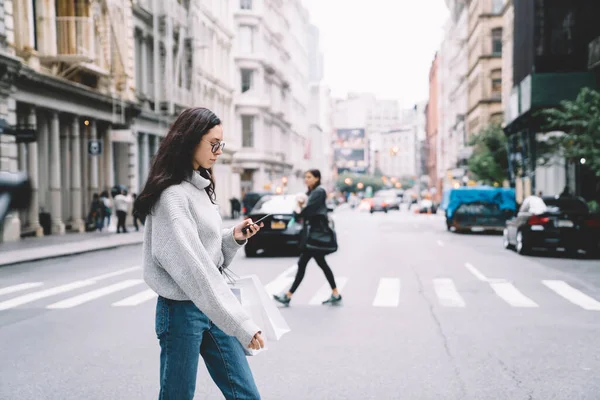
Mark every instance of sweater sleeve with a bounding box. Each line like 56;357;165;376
221;227;246;270
152;189;260;347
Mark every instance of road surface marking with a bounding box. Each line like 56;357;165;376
47;279;144;309
542;280;600;311
372;278;400;307
490;282;539;308
0;280;96;310
265;264;297;296
309;277;348;305
437;240;444;247
86;266;141;282
112;289;158;307
434;279;466;307
0;282;44;296
465;263;489;282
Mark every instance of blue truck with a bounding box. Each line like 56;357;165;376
441;186;517;233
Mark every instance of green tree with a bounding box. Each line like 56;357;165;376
467;123;509;185
335;173;385;193
540;87;600;177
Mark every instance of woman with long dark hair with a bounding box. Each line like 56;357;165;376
134;107;264;400
273;169;342;306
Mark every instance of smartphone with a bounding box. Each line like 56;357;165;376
242;214;272;233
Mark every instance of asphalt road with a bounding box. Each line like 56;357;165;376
1;208;599;399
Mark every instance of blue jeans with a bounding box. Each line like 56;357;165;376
155;296;261;400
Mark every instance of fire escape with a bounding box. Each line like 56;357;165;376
38;0;129;125
155;0;193;116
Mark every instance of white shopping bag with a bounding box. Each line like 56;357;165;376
229;275;291;342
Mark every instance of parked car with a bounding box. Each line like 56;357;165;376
445;186;517;232
369;196;388;214
244;195;304;257
504;195;600;256
374;190;401;210
242;191;270;216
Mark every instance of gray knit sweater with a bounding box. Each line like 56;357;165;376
142;171;260;347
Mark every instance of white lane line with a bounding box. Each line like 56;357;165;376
434;279;466;308
490;282;539;308
437;240;444;247
47;279;144;309
542;280;600;311
0;282;44;296
465;263;489;282
264;264;297;296
372;278;400;307
309;277;348;305
112;288;158;307
86;266;141;282
0;280;96;310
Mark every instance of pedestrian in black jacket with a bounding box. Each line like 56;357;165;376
274;169;342;306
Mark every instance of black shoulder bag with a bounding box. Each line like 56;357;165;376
298;216;338;255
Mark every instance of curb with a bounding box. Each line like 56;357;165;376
0;237;145;267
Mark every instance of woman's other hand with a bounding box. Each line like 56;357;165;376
248;332;265;350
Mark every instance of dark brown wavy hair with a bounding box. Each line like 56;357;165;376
134;107;221;218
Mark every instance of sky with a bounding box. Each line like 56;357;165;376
302;0;449;108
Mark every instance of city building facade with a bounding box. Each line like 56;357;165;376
439;0;469;190
1;0;137;242
231;0;310;197
504;0;600;201
465;0;504;138
333;93;400;178
426;53;440;198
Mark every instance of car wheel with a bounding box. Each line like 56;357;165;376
244;246;258;258
503;228;513;250
516;230;530;255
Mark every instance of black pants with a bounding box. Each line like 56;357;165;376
117;210;127;233
289;252;337;294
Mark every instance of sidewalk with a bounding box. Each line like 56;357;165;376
0;218;244;267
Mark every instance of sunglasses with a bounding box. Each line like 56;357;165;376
202;139;226;154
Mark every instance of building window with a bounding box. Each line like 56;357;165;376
241;69;253;93
492;0;504;14
239;26;253;54
491;69;502;99
492;28;503;56
242;115;254;148
241;0;252;10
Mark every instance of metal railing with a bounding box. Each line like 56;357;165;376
54;17;95;60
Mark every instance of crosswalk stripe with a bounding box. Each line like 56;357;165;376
309;277;348;305
372;278;400;307
542;280;600;311
47;279;144;309
0;280;96;310
0;282;44;296
264;264;297;296
86;266;141;282
434;279;466;307
112;289;158;307
490;281;539;308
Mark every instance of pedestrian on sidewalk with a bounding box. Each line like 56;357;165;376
274;169;342;306
88;193;104;231
113;190;129;233
100;190;112;230
134;107;265;400
131;193;144;231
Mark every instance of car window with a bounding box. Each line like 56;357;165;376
252;196;296;214
456;203;500;215
543;197;589;214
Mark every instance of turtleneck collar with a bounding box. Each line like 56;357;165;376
187;170;210;190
